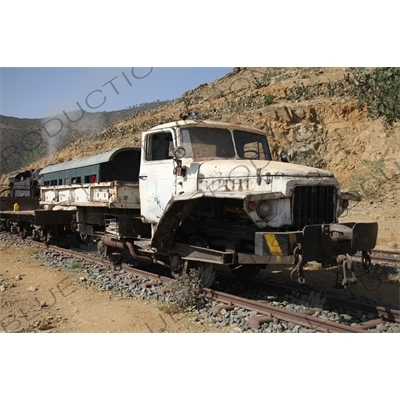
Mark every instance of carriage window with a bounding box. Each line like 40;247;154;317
145;132;174;161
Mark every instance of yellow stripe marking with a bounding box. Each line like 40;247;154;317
264;234;283;256
289;233;297;250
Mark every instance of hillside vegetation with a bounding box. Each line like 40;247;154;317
2;68;400;203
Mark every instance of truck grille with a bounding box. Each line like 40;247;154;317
292;186;336;228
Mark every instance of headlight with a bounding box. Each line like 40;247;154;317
257;201;272;219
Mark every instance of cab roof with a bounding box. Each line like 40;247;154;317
146;119;266;134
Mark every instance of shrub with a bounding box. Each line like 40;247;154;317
167;266;215;310
284;81;312;101
345;68;400;127
261;94;275;106
252;72;271;89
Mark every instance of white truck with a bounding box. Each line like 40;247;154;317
40;119;378;286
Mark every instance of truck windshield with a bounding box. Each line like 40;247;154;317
179;127;271;160
180;127;235;158
233;129;272;160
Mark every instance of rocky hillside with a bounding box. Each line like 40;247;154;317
0;100;169;177
2;68;400;203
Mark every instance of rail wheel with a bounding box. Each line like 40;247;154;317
20;225;27;239
231;264;261;280
97;240;123;264
106;246;123;265
169;253;187;275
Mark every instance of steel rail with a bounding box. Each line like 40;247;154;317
354;249;400;265
204;289;367;333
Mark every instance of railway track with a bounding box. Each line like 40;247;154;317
350;249;400;266
1;231;399;333
206;291;395;333
363;249;400;265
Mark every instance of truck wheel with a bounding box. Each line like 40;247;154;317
188;235;208;248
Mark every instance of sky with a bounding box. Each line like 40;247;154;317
0;68;233;119
1;0;396;121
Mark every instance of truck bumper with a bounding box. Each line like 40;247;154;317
255;222;378;263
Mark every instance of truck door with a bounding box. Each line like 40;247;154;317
139;130;176;225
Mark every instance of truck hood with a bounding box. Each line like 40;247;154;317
197;159;334;179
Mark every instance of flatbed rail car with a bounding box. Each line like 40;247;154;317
0;169;75;240
37;119;378;286
0;148;140;241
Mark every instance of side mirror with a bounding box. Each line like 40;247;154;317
173;147;187;177
281;154;290;163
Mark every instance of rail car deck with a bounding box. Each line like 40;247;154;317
0;209;76;225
